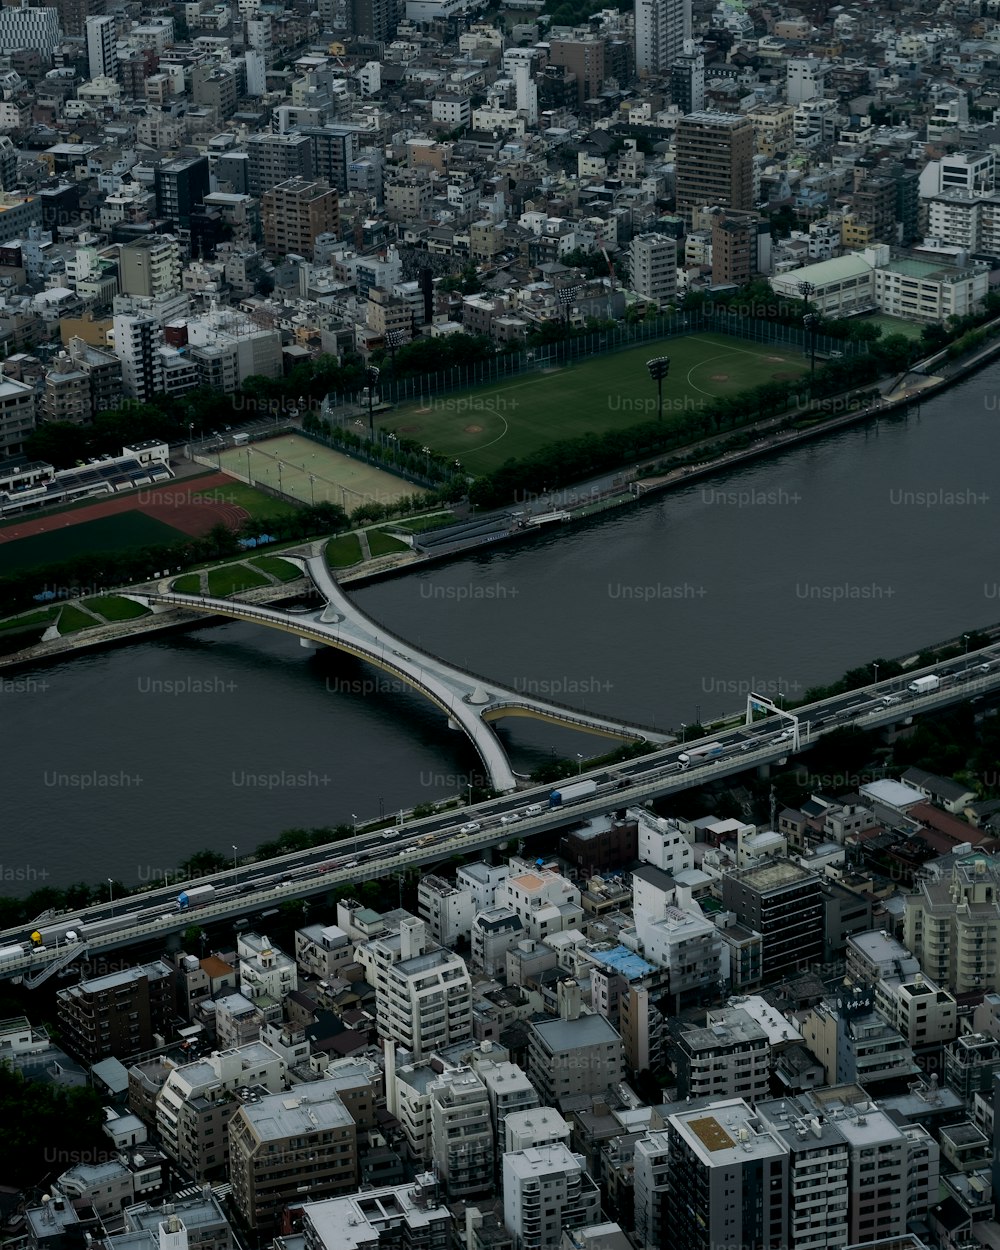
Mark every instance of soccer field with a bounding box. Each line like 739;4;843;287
216;433;423;511
378;332;809;475
0;511;184;575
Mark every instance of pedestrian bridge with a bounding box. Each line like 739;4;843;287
136;552;670;792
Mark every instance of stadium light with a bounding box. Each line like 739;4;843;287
646;356;671;421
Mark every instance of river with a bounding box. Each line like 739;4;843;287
7;361;1000;893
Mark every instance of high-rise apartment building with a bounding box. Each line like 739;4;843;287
635;0;690;78
228;1079;358;1236
112;314;163;401
0;5;61;56
85;13;115;78
548;36;606;108
0;372;36;457
721;859;823;980
675;112;755;223
502;1144;601;1250
155;156;210;228
56;960;176;1064
710;209;769;285
428;1069;494;1197
349;0;399;41
261;177;339;260
246;132;313;199
671;44;704;113
628;233;676;305
665;1100;790;1250
56;0;102;37
300;126;361;192
355;917;473;1059
904;853;1000;993
119;236;182;299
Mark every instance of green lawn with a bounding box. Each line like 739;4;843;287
204;481;298;521
0;511;184;576
250;555;301;582
82;595;151;621
858;314;924;341
378;332;810;474
206;564;270;597
368;529;409;557
325;533;362;568
395;512;456;532
57;605;97;633
171;573;202;593
0;607;59;632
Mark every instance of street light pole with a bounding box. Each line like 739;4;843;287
647;356;670;421
107;878;114;914
873;662;879;687
803;313;818;378
232;844;238;879
352;813;359;856
309;474;316;506
365;366;380;439
576;753;584;775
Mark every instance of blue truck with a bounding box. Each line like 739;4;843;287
549;779;598;807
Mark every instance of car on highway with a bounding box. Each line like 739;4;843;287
977;663;991;673
460;822;481;833
774;731;792;743
500;813;520;824
881;695;902;705
524;805;543;816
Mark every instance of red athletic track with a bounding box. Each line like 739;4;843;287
0;472;251;543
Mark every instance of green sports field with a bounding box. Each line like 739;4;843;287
0;512;184;575
379;333;809;474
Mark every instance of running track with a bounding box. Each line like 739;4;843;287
0;473;251;543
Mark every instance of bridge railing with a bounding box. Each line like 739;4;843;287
483;699;653;741
304;562;668;739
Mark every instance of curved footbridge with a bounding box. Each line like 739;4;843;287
135;553;671;792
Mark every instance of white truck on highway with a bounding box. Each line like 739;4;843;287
677;742;725;768
908;675;940;695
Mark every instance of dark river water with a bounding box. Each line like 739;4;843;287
6;361;1000;892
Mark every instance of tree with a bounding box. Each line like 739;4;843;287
0;1062;106;1189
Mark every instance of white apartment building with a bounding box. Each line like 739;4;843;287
874;971;958;1048
86;15;116;80
502;1144;601;1250
635;0;691;77
457;862;511;912
155;1043;287;1176
904;853;1000;993
674;1007;771;1102
625;901;723;1003
633;1130;670;1250
417;875;475;947
294;924;353;981
873;256;988;322
356;917;472;1058
628;234;677;306
112;314;164;402
786;57;827;105
476;1059;539;1145
184;305;282;390
428;1068;494;1197
756;1098;850;1250
927;189;982;251
919;151;995;198
472;907;524;976
385;1048;438;1162
636;812;693;875
498;865;583;942
504;1106;571;1154
0;374;35;457
237;934;298;1005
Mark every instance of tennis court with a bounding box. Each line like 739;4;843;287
215;433;421;511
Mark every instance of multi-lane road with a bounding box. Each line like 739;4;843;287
5;645;1000;978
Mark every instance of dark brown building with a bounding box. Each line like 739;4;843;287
560;813;638;875
57;959;176;1064
710;208;765;285
548;36;607;108
675;111;755;223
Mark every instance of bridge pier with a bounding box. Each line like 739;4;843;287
300;637;318;649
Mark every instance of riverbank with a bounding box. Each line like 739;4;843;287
5;321;1000;672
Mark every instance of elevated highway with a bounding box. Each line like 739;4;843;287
4;642;1000;981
